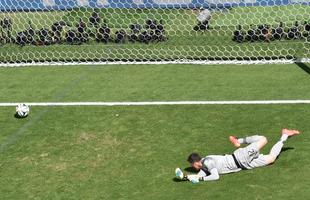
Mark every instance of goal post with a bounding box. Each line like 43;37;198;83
0;0;309;65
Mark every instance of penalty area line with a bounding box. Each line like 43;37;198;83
0;100;310;107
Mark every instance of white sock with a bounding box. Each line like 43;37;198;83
269;134;289;159
237;135;263;144
269;141;284;158
280;134;288;142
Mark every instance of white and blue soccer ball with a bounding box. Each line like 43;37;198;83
15;103;29;118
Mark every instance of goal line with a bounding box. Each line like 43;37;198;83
1;58;310;68
1;100;310;107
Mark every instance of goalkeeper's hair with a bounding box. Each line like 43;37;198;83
187;153;201;164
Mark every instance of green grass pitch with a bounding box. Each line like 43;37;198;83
0;63;310;199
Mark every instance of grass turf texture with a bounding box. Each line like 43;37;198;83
0;64;310;102
0;63;310;199
0;5;309;62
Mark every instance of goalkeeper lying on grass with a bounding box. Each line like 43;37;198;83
175;129;300;183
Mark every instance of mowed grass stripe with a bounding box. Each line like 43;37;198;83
0;64;309;102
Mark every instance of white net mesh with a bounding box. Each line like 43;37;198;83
0;0;309;64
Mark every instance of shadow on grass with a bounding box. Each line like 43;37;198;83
295;62;310;75
280;147;294;153
276;147;295;161
14;113;28;119
172;177;184;182
184;167;198;173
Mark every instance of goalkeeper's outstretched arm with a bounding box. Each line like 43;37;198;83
175;168;220;183
198;168;220;181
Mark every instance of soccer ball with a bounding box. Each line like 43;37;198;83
15;103;29;118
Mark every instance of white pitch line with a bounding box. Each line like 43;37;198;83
1;100;310;107
0;58;307;67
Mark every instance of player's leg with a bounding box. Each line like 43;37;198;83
263;129;300;164
231;135;267;169
229;135;268;150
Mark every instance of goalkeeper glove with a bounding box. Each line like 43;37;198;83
175;168;186;180
175;168;202;183
187;175;200;184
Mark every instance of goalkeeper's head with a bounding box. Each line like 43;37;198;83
187;152;203;170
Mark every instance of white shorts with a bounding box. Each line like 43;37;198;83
233;143;268;169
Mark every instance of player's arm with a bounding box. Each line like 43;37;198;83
180;168;219;183
199;168;219;181
175;167;219;183
198;159;220;181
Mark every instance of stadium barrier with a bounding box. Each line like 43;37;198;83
1;0;310;11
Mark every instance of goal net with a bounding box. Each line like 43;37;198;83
0;0;309;65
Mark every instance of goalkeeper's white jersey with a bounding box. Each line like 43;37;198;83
201;155;241;174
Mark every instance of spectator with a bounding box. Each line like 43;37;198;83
37;28;52;45
305;21;310;32
15;21;35;46
89;10;101;28
0;18;13;43
115;29;126;43
155;19;166;42
138;30;151;44
76;18;88;43
303;21;310;38
232;25;244;43
129;24;142;42
96;24;110;43
245;25;258;42
272;22;284;40
194;8;211;31
51;21;66;44
66;29;80;45
261;24;271;42
287;21;301;39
